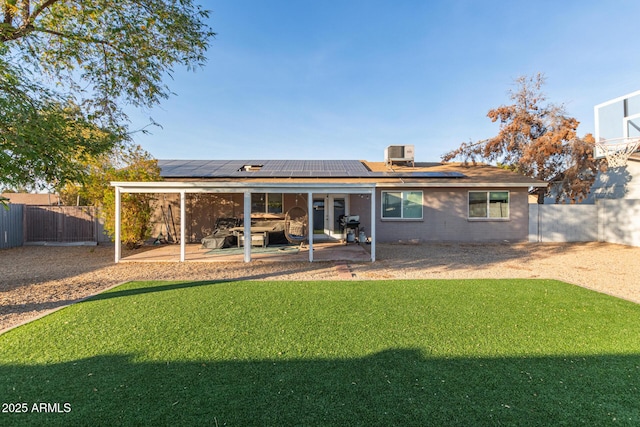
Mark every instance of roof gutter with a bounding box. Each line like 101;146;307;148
111;181;377;194
374;182;548;189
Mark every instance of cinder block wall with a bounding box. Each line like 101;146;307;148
375;187;530;243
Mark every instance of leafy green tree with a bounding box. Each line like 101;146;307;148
0;60;118;189
59;145;160;249
1;0;213;188
442;74;603;203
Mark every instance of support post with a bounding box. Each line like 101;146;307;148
243;192;252;262
114;186;121;263
308;192;313;262
180;191;186;262
370;189;376;262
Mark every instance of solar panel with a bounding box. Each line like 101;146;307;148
158;160;467;179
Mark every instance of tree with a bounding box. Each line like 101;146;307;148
0;60;118;189
0;0;213;188
442;74;603;203
58;144;160;248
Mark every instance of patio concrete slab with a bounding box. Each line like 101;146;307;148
120;242;371;263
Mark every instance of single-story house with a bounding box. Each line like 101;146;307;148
111;154;547;263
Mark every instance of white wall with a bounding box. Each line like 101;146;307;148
529;204;598;242
599;199;640;246
529;200;640;246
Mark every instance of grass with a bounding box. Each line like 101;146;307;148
1;279;640;426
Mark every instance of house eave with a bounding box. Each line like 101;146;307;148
111;179;547;193
110;181;377;194
374;182;548;188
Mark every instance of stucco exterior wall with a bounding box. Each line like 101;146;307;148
375;187;530;243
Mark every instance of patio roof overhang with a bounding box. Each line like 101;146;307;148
111;181;376;194
111;180;377;264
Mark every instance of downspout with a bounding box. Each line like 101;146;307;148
370;188;376;262
243;192;252;262
180;191;186;262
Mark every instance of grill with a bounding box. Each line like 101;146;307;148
339;215;360;243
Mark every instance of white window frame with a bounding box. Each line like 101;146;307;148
381;190;423;220
468;190;510;220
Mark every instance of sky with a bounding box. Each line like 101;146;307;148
126;0;640;163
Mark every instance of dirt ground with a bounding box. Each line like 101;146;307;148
1;242;639;333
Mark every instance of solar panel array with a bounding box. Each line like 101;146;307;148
159;160;370;178
158;160;466;179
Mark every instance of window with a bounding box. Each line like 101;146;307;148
468;191;509;219
251;193;283;214
382;191;423;219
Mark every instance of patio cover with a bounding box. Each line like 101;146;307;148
110;181;377;263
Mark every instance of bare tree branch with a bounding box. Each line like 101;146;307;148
442;74;601;203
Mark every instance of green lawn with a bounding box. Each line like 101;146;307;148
1;279;640;426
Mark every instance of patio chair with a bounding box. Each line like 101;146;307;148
284;206;308;247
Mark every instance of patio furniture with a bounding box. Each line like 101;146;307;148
201;217;240;249
284;206;308;247
231;225;275;248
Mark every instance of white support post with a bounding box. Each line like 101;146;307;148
243;192;252;262
370;189;376;262
180;191;186;262
114;186;121;263
308;192;314;262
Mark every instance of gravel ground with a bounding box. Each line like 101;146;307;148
2;242;640;333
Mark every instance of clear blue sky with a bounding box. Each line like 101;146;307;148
126;0;640;163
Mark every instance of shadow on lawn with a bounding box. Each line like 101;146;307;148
86;280;230;302
0;267;331;321
0;281;229;319
2;349;639;426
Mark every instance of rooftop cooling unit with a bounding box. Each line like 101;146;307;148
384;145;415;167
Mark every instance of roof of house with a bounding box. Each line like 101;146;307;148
158;159;547;189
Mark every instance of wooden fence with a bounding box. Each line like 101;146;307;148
24;206;109;244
